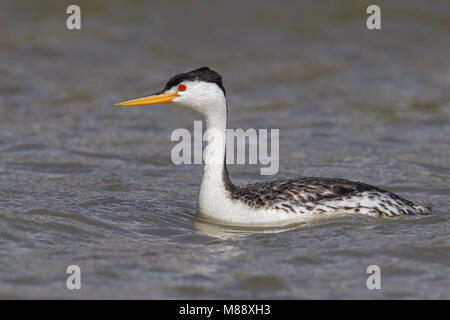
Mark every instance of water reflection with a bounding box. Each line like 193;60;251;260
193;212;333;239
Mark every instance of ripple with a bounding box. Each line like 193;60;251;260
5;162;98;175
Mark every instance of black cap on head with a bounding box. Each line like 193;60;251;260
163;67;226;96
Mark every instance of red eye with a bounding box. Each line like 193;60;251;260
178;84;186;91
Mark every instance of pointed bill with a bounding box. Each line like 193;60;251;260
115;92;178;106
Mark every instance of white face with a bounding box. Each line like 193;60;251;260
168;81;227;115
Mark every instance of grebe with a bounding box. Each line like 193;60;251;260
116;67;431;226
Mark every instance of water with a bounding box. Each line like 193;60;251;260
0;0;449;299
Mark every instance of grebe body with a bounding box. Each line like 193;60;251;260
116;67;430;226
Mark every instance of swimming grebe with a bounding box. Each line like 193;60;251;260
116;67;431;226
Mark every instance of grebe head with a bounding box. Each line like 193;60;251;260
116;67;226;117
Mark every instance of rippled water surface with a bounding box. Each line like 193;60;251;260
0;0;449;299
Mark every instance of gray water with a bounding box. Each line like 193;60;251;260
0;0;449;299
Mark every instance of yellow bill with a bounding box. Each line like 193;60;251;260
115;92;178;106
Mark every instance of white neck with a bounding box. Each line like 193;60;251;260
202;106;227;186
198;101;232;214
